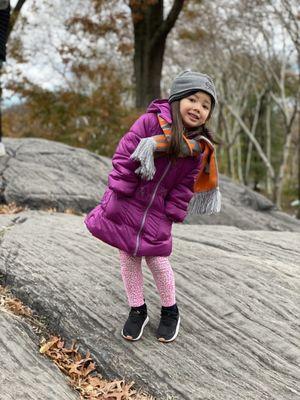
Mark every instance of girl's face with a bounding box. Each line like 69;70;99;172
179;91;212;129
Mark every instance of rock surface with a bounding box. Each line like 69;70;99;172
0;138;111;213
1;138;300;232
185;175;300;232
1;210;300;399
0;309;78;400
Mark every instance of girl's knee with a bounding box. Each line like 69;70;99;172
145;256;170;271
145;256;157;268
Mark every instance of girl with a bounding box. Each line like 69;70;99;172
85;70;221;343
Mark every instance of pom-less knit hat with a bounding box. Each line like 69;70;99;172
168;69;217;108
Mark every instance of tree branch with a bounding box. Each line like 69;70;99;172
225;103;275;179
150;0;185;49
7;0;27;39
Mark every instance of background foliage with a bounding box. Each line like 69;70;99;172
2;0;300;215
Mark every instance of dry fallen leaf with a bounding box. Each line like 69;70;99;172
5;298;32;317
0;202;25;214
40;336;60;354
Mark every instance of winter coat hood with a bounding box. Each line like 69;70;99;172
146;99;172;124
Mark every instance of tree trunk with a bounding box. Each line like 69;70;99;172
273;131;293;208
221;110;235;178
237;134;244;184
244;140;252;186
133;25;165;108
265;97;272;195
244;92;263;185
0;0;26;142
297;54;300;219
0;65;3;142
0;1;10;144
129;0;184;109
297;109;300;219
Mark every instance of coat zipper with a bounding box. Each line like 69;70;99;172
133;161;171;256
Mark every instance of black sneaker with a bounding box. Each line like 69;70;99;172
157;304;180;343
121;304;149;341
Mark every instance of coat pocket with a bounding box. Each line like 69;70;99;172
104;191;124;223
156;215;172;241
146;212;172;241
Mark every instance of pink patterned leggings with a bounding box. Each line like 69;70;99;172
119;250;176;307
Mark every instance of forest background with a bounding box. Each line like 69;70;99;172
1;0;300;217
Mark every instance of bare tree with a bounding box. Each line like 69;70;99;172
0;0;10;155
0;0;27;155
253;4;299;208
268;0;300;215
129;0;185;108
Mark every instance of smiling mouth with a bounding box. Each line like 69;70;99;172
188;113;200;121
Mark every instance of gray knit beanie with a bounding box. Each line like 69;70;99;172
169;69;217;108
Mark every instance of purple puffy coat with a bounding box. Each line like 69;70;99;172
84;99;202;257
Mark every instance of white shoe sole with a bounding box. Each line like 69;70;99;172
121;316;149;341
157;316;180;343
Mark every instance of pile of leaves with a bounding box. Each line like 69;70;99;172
0;285;154;400
0;202;25;214
0;285;47;335
45;207;83;216
1;291;32;318
40;336;152;399
0;202;82;216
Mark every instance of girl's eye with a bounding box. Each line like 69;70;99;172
189;97;196;102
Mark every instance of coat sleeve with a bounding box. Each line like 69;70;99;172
108;114;150;196
164;156;202;222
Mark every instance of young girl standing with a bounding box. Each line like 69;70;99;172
85;70;221;343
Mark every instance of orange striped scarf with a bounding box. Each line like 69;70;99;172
156;115;221;214
130;115;221;214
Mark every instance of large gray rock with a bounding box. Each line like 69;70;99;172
1;138;300;232
0;309;78;400
1;211;299;399
185;175;300;232
0;138;111;213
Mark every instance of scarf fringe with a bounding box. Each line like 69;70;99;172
0;142;6;157
188;187;222;215
130;137;157;180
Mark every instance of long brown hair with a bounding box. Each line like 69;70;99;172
169;100;217;160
